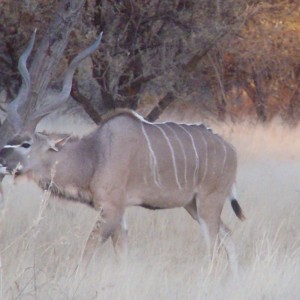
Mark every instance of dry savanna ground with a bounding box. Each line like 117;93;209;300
0;115;300;300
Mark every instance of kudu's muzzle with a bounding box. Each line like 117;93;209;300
0;156;9;175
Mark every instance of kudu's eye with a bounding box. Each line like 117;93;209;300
21;142;31;149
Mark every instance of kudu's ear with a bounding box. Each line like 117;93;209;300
48;135;71;152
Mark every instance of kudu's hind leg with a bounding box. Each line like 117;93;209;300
185;196;212;254
185;194;222;260
185;193;239;274
219;221;238;275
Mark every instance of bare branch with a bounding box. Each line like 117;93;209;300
145;92;175;122
71;80;103;125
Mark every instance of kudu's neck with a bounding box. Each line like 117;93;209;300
30;134;98;207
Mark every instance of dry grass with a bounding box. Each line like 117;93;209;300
0;116;300;300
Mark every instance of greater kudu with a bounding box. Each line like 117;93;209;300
0;31;245;272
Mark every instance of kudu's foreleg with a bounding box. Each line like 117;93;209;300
111;216;128;259
78;203;126;271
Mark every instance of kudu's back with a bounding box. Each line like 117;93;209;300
92;111;237;210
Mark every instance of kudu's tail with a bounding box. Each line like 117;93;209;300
230;184;246;221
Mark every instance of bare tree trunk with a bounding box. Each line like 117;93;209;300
25;0;85;120
287;83;300;125
241;71;267;123
0;0;85;147
145;92;176;122
209;53;227;121
71;80;103;125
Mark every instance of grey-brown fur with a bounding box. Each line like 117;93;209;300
0;111;244;272
38;178;94;207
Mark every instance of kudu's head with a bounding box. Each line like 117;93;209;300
0;131;69;176
0;30;102;177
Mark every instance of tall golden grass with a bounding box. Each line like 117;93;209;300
0;116;299;299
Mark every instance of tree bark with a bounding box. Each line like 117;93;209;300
145;92;176;122
71;80;103;125
287;83;300;125
24;0;85;121
241;71;267;123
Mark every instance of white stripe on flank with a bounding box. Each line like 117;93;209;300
197;130;208;184
179;125;199;186
141;123;161;188
155;125;182;190
164;124;188;188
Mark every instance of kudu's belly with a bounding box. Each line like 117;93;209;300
126;185;195;209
